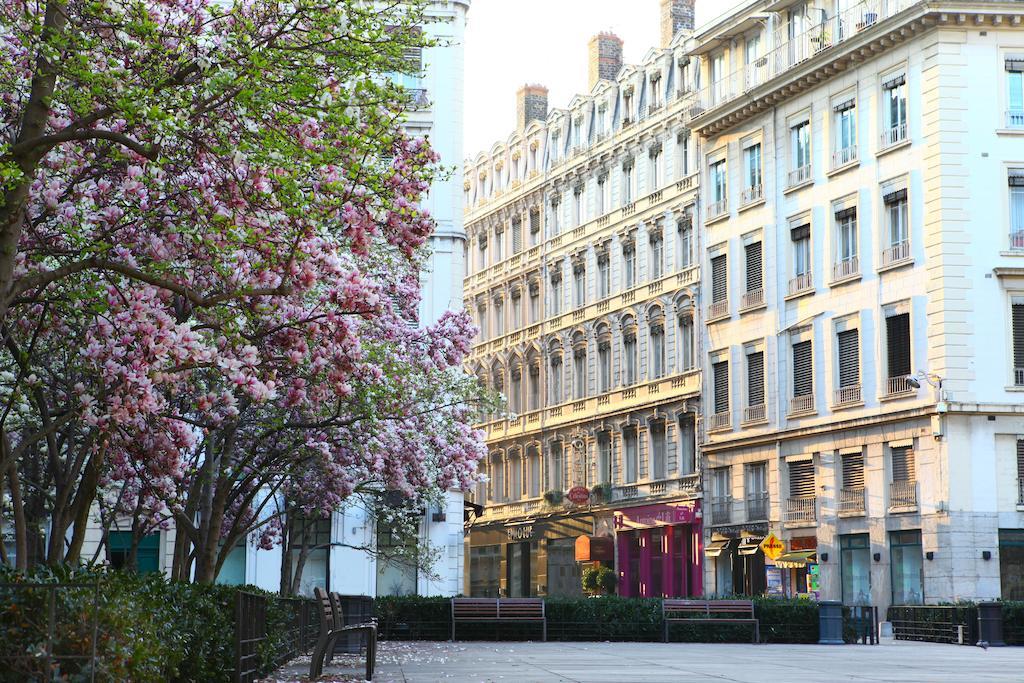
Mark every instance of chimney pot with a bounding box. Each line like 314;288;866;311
588;32;624;90
661;0;696;47
516;84;549;132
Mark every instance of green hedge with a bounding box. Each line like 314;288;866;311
0;566;297;682
375;595;821;643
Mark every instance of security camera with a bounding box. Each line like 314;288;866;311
905;375;921;389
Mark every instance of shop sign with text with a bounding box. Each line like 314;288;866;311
613;502;697;530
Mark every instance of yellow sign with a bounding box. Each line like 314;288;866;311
760;533;785;561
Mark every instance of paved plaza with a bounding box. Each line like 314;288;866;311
266;639;1024;682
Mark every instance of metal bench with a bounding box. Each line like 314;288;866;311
451;597;546;641
662;599;760;643
310;587;377;680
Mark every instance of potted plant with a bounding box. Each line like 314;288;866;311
590;482;612;503
581;565;618;596
543;489;564;507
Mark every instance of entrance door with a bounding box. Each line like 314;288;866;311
507;542;530;597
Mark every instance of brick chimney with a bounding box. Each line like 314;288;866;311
516;84;549;131
588;32;624;89
661;0;696;47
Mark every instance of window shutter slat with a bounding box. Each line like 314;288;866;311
1017;440;1024;478
745;242;762;292
886;313;911;378
838;329;860;388
793;340;813;397
842;452;865;489
1013;304;1024;369
713;360;729;413
883;188;908;204
789;460;815;498
711;255;727;302
892;446;915;482
747;351;764;406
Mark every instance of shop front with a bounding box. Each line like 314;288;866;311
705;522;769;596
613;500;702;597
466;513;594;597
770;535;819;599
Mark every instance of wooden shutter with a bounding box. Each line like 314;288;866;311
747;351;764;406
886;313;911;378
1017;440;1024;479
837;329;860;388
792;340;813;397
842;452;865;489
745;242;762;292
1014;304;1024;370
891;446;915;482
713;360;729;413
529;208;540;234
711;254;727;302
789;460;815;498
512;217;523;254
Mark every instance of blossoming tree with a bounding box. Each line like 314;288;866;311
0;0;486;579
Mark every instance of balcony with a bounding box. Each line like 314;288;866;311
710;497;732;525
708;298;729;320
708;411;731;432
707;198;728;220
880;122;908;149
785;497;817;526
741;288;764;311
1007;110;1024;128
742;403;767;425
649;103;663;116
880;240;911;268
834;384;862;407
885;375;915;397
839;487;866;516
831;145;858;169
789;394;815;415
889;480;918;511
746;494;769;522
832;255;860;282
407;88;430;108
1011;231;1024;251
788;271;813;296
787;164;812;188
741;183;763;205
610;475;701;502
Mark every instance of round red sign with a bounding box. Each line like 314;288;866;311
567;486;590;505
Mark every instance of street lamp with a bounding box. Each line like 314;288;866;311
904;371;946;401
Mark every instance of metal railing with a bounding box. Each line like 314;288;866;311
710;497;732;525
691;0;916;118
787;164;812;187
881;240;910;266
1008;109;1024;128
889;480;918;510
708;411;731;431
707;198;728;219
788;271;813;295
1011;231;1024;250
1018;477;1024;506
743;403;767;424
1016;367;1024;386
889;605;978;645
834;384;862;406
832;255;859;281
790;394;815;414
785;497;817;524
741;287;764;310
708;299;729;320
832;145;858;168
839;486;866;515
746;494;769;521
741;183;763;204
880;121;908;148
886;375;915;396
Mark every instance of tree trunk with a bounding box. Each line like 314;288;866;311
63;450;103;565
7;463;27;570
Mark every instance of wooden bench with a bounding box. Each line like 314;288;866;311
662;599;760;643
451;597;546;641
310;587;377;680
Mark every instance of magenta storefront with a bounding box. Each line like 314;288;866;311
613;500;702;598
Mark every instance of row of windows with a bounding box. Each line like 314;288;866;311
475;309;697;413
708;308;912;429
477;416;697;503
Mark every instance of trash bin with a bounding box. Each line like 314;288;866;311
818;600;844;645
977;602;1005;647
331;595;375;655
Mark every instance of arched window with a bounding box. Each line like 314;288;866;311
677;304;695;371
549;342;563;405
509;360;523;415
572;332;587;399
621;315;637;386
526;349;541;412
596;324;612;393
527;445;542;498
649;307;665;379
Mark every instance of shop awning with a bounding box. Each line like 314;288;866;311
774;550;816;569
705;539;731;557
738;538;764;556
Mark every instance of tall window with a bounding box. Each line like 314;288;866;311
790;120;811;183
493;298;504;336
791;222;811;290
881;73;908;146
712;359;729;416
833;98;857;166
890;530;923;605
649;232;664;280
1011;171;1024;246
477;303;488;341
510;291;521;330
677;217;693;268
623;332;638;386
746;349;764;410
678;414;696;475
745;462;768;521
597;175;607;215
597;435;612;484
837;328;861;403
512;216;523;254
841;534;872;605
883;187;909;263
678;132;690;177
549;442;564;492
550;197;561;236
528;283;540;323
528;446;541;497
573;263;586;308
598;341;611;393
550;273;562;316
622;161;634;204
891;445;916;484
744;241;763;300
550;354;563;404
678;312;694;370
710;52;725;103
1008;57;1024;127
649;422;666;480
529;208;541;245
743;143;762;198
528;363;540;411
885;311;912;391
650;323;665;379
494;226;504;262
573;187;583;227
650;147;662;190
573;346;586;399
623;428;638;483
789;460;815;500
710;253;728;307
597;253;610;299
835;207;858;276
478;235;487;270
792;338;813;406
623;242;636;289
510;366;522;413
710;159;727;213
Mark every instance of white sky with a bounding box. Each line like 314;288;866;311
463;0;746;158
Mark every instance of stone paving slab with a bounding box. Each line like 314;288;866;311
264;640;1024;683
